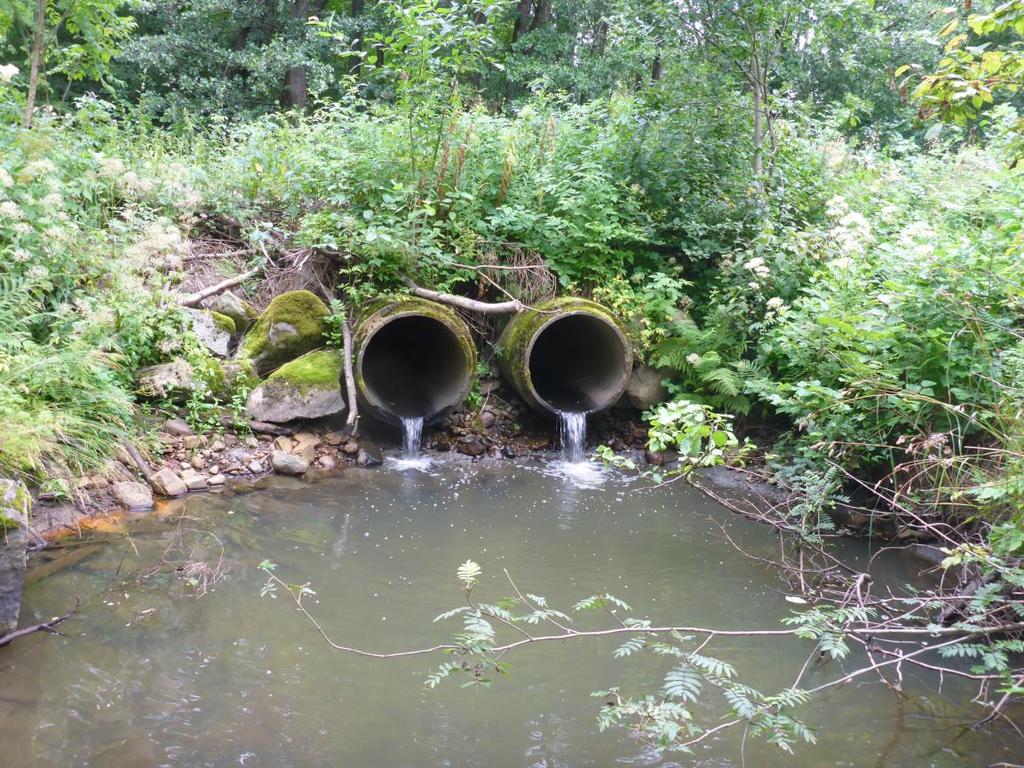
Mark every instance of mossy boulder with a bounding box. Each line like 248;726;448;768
246;349;346;424
211;291;259;333
187;308;236;358
136;358;196;400
0;479;30;635
237;290;329;375
204;357;260;402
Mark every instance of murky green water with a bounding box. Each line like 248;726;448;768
1;459;1020;767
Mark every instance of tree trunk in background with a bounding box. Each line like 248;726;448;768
529;0;551;31
651;55;662;82
350;0;366;78
23;0;46;128
511;0;533;43
287;0;312;108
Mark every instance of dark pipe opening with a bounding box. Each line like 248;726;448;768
361;316;469;419
528;314;629;413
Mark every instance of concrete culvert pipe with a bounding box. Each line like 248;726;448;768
354;297;477;424
496;297;633;415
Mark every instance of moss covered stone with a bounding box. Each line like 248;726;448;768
211;291;259;333
246;349;346;424
237;290;329;375
0;478;29;635
187;308;235;357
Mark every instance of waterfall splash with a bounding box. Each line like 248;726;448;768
390;416;431;471
548;410;604;488
401;416;424;458
556;411;587;463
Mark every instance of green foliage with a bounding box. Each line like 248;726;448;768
913;1;1024;160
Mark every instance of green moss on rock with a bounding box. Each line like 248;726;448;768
237;290;329;374
267;349;344;395
211;311;237;334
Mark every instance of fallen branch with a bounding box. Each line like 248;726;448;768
179;265;262;308
0;603;76;648
121;441;153;482
342;314;359;434
403;278;522;315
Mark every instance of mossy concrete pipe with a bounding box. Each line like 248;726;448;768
353;297;477;424
496;297;633;415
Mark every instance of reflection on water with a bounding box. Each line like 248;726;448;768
0;459;1020;767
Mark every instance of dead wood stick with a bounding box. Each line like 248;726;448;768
179;265;262;308
121;441;154;482
0;604;76;647
342;315;359;434
402;278;522;315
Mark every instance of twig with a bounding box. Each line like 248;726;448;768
341;314;359;434
179;265;262;307
403;278;523;315
0;602;76;647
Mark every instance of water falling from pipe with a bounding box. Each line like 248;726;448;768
401;416;424;459
556;411;587;463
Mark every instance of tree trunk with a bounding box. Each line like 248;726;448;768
287;0;311;108
750;55;763;179
651;55;662;82
350;0;365;78
22;0;46;129
511;0;533;43
529;0;551;31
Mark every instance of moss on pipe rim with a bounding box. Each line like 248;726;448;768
353;296;477;425
495;297;633;416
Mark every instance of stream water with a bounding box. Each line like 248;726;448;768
1;460;1020;767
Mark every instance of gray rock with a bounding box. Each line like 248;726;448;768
272;450;308;476
209;291;258;333
187;308;234;358
179;469;208;491
136;359;195;400
625;365;671;411
318;454;337;470
479;410;497;429
149;468;188;497
163;418;193;437
112;481;154;511
208;474;226;486
249;421;292;436
245;350;346;424
356;440;383;467
0;480;30;636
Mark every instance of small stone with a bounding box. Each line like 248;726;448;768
210;439;226;452
223;434;239;447
182;435;202;450
190;456;207;470
244;436;260;449
179;469;208;491
149;468;188;497
90;476;110;490
112;481;153;511
488;446;504;459
249;421;292;436
356;449;381;468
457;436;487;457
293;432;320;447
318;455;337;470
343;441;360;455
272;450;309;475
163;418;194;437
247;460;264;474
274;436;294;452
480;410;496;429
323;431;345;446
208;474;226;486
208;464;221;475
156;431;177;446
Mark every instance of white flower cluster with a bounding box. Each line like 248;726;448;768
826;195;872;263
129;218;186;267
743;255;771;290
764;295;789;323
